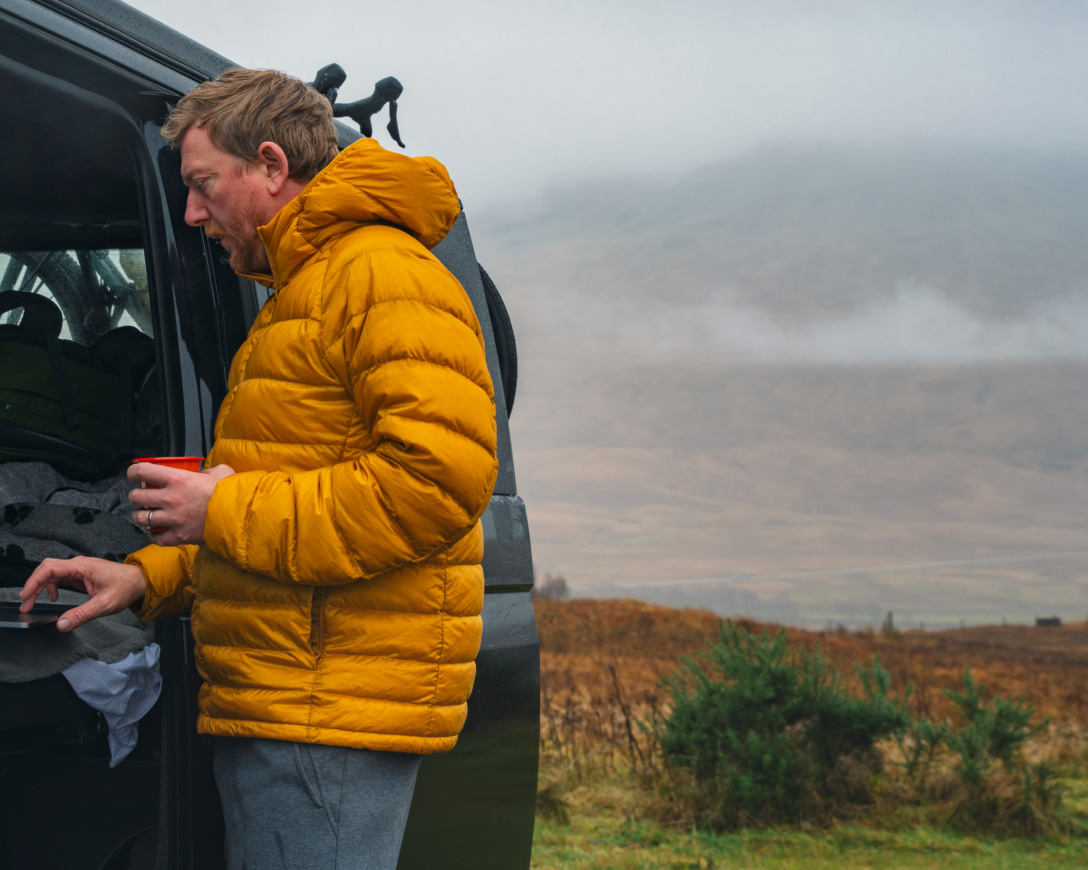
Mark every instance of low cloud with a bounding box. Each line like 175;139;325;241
583;286;1088;364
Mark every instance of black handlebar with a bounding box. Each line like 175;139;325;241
309;65;405;149
311;62;346;103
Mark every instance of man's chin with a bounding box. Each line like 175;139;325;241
206;235;231;258
227;249;263;274
205;232;263;274
207;238;250;273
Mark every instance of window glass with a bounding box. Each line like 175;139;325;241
0;67;160;481
0;248;152;342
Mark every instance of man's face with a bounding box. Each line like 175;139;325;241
180;124;273;274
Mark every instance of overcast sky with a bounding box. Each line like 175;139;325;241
112;1;1088;607
121;0;1088;211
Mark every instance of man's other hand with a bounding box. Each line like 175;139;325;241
19;557;147;632
128;463;236;546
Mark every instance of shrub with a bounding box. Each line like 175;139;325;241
941;669;1072;836
894;715;948;790
657;620;909;829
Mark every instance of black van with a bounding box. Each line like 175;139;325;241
0;1;538;867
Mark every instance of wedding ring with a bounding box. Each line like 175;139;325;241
146;510;155;532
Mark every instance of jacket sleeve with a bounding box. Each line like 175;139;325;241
201;252;498;584
125;543;199;621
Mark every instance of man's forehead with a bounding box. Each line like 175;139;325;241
179;126;211;172
179;125;237;181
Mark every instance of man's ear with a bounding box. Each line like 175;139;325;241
255;141;291;195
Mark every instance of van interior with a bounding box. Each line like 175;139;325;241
0;57;173;870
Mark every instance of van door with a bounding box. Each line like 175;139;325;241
0;10;230;869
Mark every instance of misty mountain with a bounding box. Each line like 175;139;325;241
506;356;1088;630
475;144;1088;334
471;143;1088;628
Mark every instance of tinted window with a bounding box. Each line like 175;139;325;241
0;62;159;479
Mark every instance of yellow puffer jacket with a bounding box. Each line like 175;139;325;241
126;138;498;754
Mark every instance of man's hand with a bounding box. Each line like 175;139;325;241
19;557;147;632
128;463;236;546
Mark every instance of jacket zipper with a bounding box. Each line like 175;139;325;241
310;587;329;660
261;234;281;291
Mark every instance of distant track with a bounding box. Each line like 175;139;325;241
577;550;1088;593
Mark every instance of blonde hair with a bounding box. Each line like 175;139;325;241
162;68;339;181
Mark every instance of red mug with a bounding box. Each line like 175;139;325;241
132;456;205;532
133;456;204;473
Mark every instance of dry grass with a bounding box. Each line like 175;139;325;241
535;597;1088;778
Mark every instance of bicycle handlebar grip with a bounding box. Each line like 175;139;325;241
310;63;347;103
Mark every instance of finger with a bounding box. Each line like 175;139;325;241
201;463;236;482
19;560;63;611
146;524;184;546
132;505;165;528
56;594;121;632
20;574;66;609
148;530;181;547
127;486;159;510
128;462;174;489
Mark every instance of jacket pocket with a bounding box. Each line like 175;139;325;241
292;742;323;810
292;743;344;836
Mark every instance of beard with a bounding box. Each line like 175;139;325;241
204;223;267;274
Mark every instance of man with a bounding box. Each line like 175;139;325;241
20;68;498;869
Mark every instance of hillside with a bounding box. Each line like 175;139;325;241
516;357;1088;627
536;598;1088;728
472;143;1088;627
475;144;1088;329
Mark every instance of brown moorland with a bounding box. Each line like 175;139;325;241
536;598;1088;741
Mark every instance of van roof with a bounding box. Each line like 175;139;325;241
21;0;360;144
32;0;232;82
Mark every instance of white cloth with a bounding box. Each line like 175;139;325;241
61;643;161;767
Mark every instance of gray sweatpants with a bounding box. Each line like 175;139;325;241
213;737;422;870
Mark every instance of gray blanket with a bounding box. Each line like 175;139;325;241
0;588;154;683
0;462;135;515
1;501;149;565
0;485;156;683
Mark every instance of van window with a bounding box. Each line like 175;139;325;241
0;248;153;342
0;63;160;480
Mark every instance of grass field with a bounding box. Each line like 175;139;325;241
530;599;1088;868
534;814;1088;869
532;767;1088;869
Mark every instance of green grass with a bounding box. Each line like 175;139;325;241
533;820;1088;869
531;761;1088;870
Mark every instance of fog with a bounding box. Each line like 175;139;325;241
122;0;1088;209
582;288;1088;364
118;0;1088;628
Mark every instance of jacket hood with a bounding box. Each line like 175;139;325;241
251;137;461;288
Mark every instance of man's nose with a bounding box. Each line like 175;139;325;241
184;191;209;227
